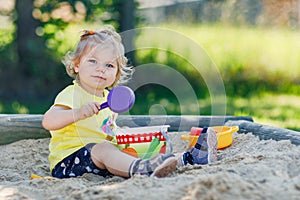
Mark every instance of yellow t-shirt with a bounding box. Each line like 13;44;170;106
48;81;117;171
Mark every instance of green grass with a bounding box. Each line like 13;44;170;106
226;94;300;131
1;23;300;131
134;24;300;130
179;24;300;130
158;24;300;79
136;24;300;96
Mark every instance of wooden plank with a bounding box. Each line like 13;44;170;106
116;115;254;131
0;114;49;145
0;114;253;145
225;120;300;145
2;114;299;146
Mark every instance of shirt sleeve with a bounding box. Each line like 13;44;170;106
53;85;76;109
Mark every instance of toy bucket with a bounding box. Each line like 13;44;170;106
115;125;171;159
181;126;239;149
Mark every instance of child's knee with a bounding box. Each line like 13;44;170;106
91;142;115;162
96;141;115;149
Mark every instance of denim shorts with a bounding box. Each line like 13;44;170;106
51;143;112;178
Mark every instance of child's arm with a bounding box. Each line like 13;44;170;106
42;102;101;131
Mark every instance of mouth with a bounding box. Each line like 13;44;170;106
92;75;106;81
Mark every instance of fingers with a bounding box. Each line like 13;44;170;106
77;102;101;120
85;102;100;115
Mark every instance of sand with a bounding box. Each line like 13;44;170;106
0;132;300;200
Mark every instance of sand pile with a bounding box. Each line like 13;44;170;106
0;132;299;199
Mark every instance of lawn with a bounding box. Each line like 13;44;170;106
134;24;300;131
226;94;300;131
1;23;300;131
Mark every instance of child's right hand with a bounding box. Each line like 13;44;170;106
75;102;101;121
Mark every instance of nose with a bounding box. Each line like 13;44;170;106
96;64;106;73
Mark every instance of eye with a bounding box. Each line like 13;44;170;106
105;64;115;68
88;59;97;64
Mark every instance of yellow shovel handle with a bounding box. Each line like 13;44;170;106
231;126;239;133
30;173;57;180
181;135;197;141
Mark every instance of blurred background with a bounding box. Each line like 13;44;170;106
0;0;299;131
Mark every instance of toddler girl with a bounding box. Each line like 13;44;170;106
42;26;178;178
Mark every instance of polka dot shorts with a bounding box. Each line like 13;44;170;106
51;143;112;178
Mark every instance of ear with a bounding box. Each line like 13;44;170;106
74;65;79;73
73;59;80;73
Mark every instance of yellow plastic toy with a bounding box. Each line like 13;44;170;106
181;126;239;149
30;173;57;180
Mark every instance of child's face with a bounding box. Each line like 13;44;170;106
75;43;119;96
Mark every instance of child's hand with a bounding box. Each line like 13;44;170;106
75;102;101;121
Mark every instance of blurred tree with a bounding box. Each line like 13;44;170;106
16;0;38;76
14;0;61;100
118;0;136;65
32;0;136;63
2;0;137;105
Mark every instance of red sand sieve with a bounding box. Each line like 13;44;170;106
116;132;167;144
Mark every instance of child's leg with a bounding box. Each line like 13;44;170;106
178;127;218;166
130;153;177;178
91;141;136;178
91;141;177;178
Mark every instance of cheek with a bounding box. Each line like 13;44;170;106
107;69;118;83
111;68;118;77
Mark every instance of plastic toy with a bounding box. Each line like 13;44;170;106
30;173;57;180
99;86;135;113
115;125;171;159
181;126;239;149
121;144;139;158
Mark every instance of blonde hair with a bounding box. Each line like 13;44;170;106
62;25;133;88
